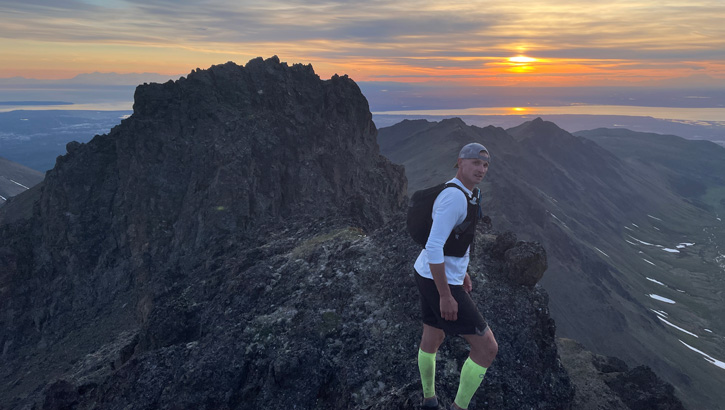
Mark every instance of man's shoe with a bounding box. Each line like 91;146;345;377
421;396;438;408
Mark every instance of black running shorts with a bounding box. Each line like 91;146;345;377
414;272;489;336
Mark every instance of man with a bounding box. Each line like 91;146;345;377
414;143;498;410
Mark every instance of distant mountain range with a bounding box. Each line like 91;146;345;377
378;117;725;410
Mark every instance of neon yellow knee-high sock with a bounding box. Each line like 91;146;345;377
418;349;437;399
454;357;488;409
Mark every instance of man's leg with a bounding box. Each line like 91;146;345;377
419;324;445;406
452;328;498;409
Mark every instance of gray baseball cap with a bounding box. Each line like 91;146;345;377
454;143;491;168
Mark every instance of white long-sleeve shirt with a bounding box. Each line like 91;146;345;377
414;177;471;285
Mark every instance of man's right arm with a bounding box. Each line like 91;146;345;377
430;262;458;321
425;188;467;321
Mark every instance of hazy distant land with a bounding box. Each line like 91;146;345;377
0;101;73;106
1;72;723;171
0;110;131;171
1;109;723;173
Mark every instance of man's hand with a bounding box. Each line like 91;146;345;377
463;273;473;293
440;295;458;321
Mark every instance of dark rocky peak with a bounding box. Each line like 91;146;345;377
0;57;406;407
506;116;576;143
37;56;406;270
375;118;437;154
505;117;622;182
438;116;467;128
377;117;510;191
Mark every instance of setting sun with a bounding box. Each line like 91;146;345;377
508;56;537;63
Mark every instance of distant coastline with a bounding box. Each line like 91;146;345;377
0;101;133;112
0;101;73;106
373;105;725;122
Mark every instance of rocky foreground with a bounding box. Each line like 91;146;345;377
0;57;683;409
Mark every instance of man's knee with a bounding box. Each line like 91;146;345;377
466;329;498;365
421;325;445;352
483;328;498;355
486;334;498;358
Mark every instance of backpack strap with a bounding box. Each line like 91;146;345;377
443;182;473;201
442;183;482;257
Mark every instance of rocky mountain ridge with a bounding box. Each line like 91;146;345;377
0;57;683;409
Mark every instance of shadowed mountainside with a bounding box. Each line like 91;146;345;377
574;127;725;215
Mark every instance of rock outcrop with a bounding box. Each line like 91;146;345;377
0;56;405;409
557;338;685;410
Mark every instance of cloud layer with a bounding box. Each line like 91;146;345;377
1;0;724;86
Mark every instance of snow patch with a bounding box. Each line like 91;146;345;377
648;294;675;304
679;340;725;370
594;247;609;257
9;180;29;190
629;235;655;246
647;277;666;286
0;195;6;201
651;309;669;318
632;223;640;228
658;317;698;338
625;239;638;246
643;259;656;266
648;214;663;221
704;329;713;333
662;248;680;253
653;226;660;231
549;212;568;227
624;226;634;232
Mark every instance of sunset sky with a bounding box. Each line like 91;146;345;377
2;0;725;88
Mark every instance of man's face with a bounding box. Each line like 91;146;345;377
457;153;490;186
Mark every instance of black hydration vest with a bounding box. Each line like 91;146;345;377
407;182;481;257
441;184;480;257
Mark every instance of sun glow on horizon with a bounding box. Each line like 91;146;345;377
505;55;540;74
508;56;537;63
